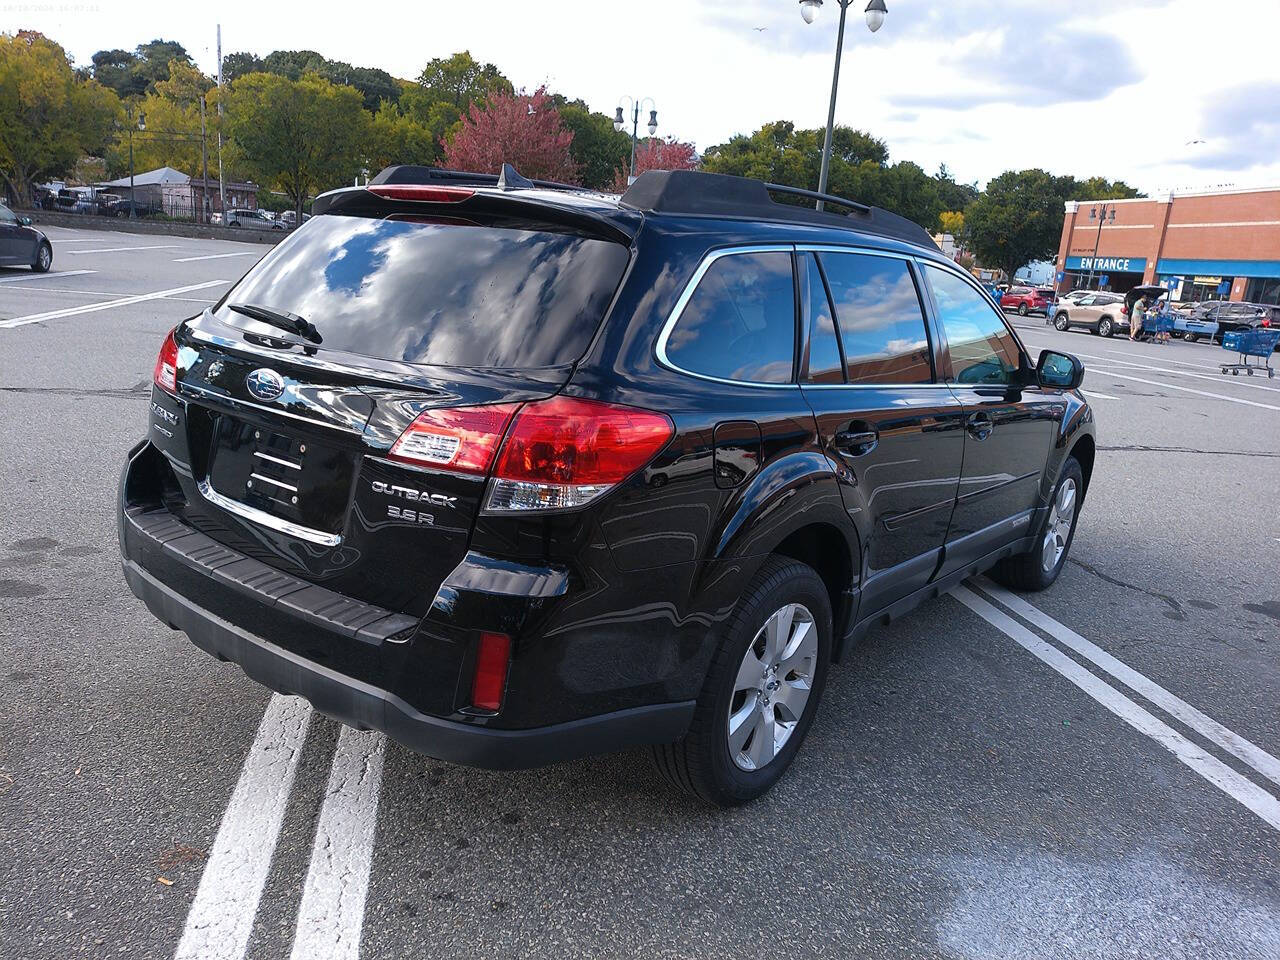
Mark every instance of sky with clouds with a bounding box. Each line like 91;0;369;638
10;0;1279;193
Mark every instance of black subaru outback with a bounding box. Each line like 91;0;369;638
119;166;1094;805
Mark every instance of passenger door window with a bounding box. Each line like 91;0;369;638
924;265;1023;386
818;252;933;385
665;251;796;384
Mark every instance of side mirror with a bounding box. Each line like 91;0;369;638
1037;349;1084;390
19;216;31;226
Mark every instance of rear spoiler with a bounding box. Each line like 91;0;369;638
313;163;639;245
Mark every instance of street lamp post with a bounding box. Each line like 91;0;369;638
124;108;146;219
799;0;887;210
613;97;658;186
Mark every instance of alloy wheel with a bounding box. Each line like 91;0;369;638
38;245;50;270
1041;477;1077;572
727;603;816;772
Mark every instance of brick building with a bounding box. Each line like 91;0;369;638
1056;186;1280;305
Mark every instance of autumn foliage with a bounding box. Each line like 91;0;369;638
442;86;578;183
611;137;698;191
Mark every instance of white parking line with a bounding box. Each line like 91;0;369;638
1086;368;1280;411
45;237;121;243
952;585;1280;832
1081;390;1120;400
0;269;96;283
1024;342;1280;395
290;727;386;960
977;579;1280;789
173;252;260;263
65;244;184;255
175;694;313;960
0;280;228;328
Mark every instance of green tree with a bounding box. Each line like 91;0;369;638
935;163;979;213
367;100;440;171
963;169;1067;281
0;31;121;204
939;210;964;235
90;48;142;98
221;51;262;82
1069;175;1144;201
554;100;630;190
224;71;369;221
397;82;463;146
133;39;191;90
416;51;511;112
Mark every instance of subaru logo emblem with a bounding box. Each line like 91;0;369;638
245;368;285;402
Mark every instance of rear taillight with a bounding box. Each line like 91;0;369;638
388;404;519;473
367;185;474;203
153;326;179;394
487;396;673;512
470;632;511;712
385;396;673;512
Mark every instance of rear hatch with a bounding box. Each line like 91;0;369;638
158;192;634;616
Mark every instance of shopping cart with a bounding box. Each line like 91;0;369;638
1220;328;1280;378
1136;309;1175;343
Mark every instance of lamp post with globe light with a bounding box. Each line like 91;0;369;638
614;97;658;186
798;0;887;210
115;108;147;219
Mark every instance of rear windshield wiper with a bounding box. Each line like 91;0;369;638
228;302;322;344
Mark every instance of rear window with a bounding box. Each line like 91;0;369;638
213;215;630;368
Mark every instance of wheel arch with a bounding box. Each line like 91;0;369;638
769;521;860;661
1068;432;1096;498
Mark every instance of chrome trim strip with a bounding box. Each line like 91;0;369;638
654;244;800;390
179;383;360;436
249;472;298;493
253;450;302;470
653;243;943;391
198;479;340;546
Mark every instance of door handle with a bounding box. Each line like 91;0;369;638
833;429;878;456
966;413;994;441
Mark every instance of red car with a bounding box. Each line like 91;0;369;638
1001;286;1055;316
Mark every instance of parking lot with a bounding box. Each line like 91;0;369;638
1;225;1278;959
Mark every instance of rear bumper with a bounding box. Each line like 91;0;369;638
122;557;694;769
118;442;695;770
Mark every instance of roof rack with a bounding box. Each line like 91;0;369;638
619;170;936;250
369;162;584;195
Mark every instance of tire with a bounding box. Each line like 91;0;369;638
989;457;1084;592
651;555;832;806
1017;303;1029;316
1098;317;1114;338
1187;334;1199;343
32;241;51;273
1054;314;1070;331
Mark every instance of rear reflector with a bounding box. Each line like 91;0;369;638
153;326;179;394
471;632;511;712
388;404;519;473
368;185;475;203
487;396;673;512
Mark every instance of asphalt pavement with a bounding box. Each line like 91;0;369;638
1;226;1278;960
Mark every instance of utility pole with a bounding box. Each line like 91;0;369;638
216;24;226;218
199;95;210;224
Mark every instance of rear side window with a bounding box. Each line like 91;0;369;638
818;252;933;385
214;216;630;368
665;251;796;383
924;265;1023;385
803;254;844;384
